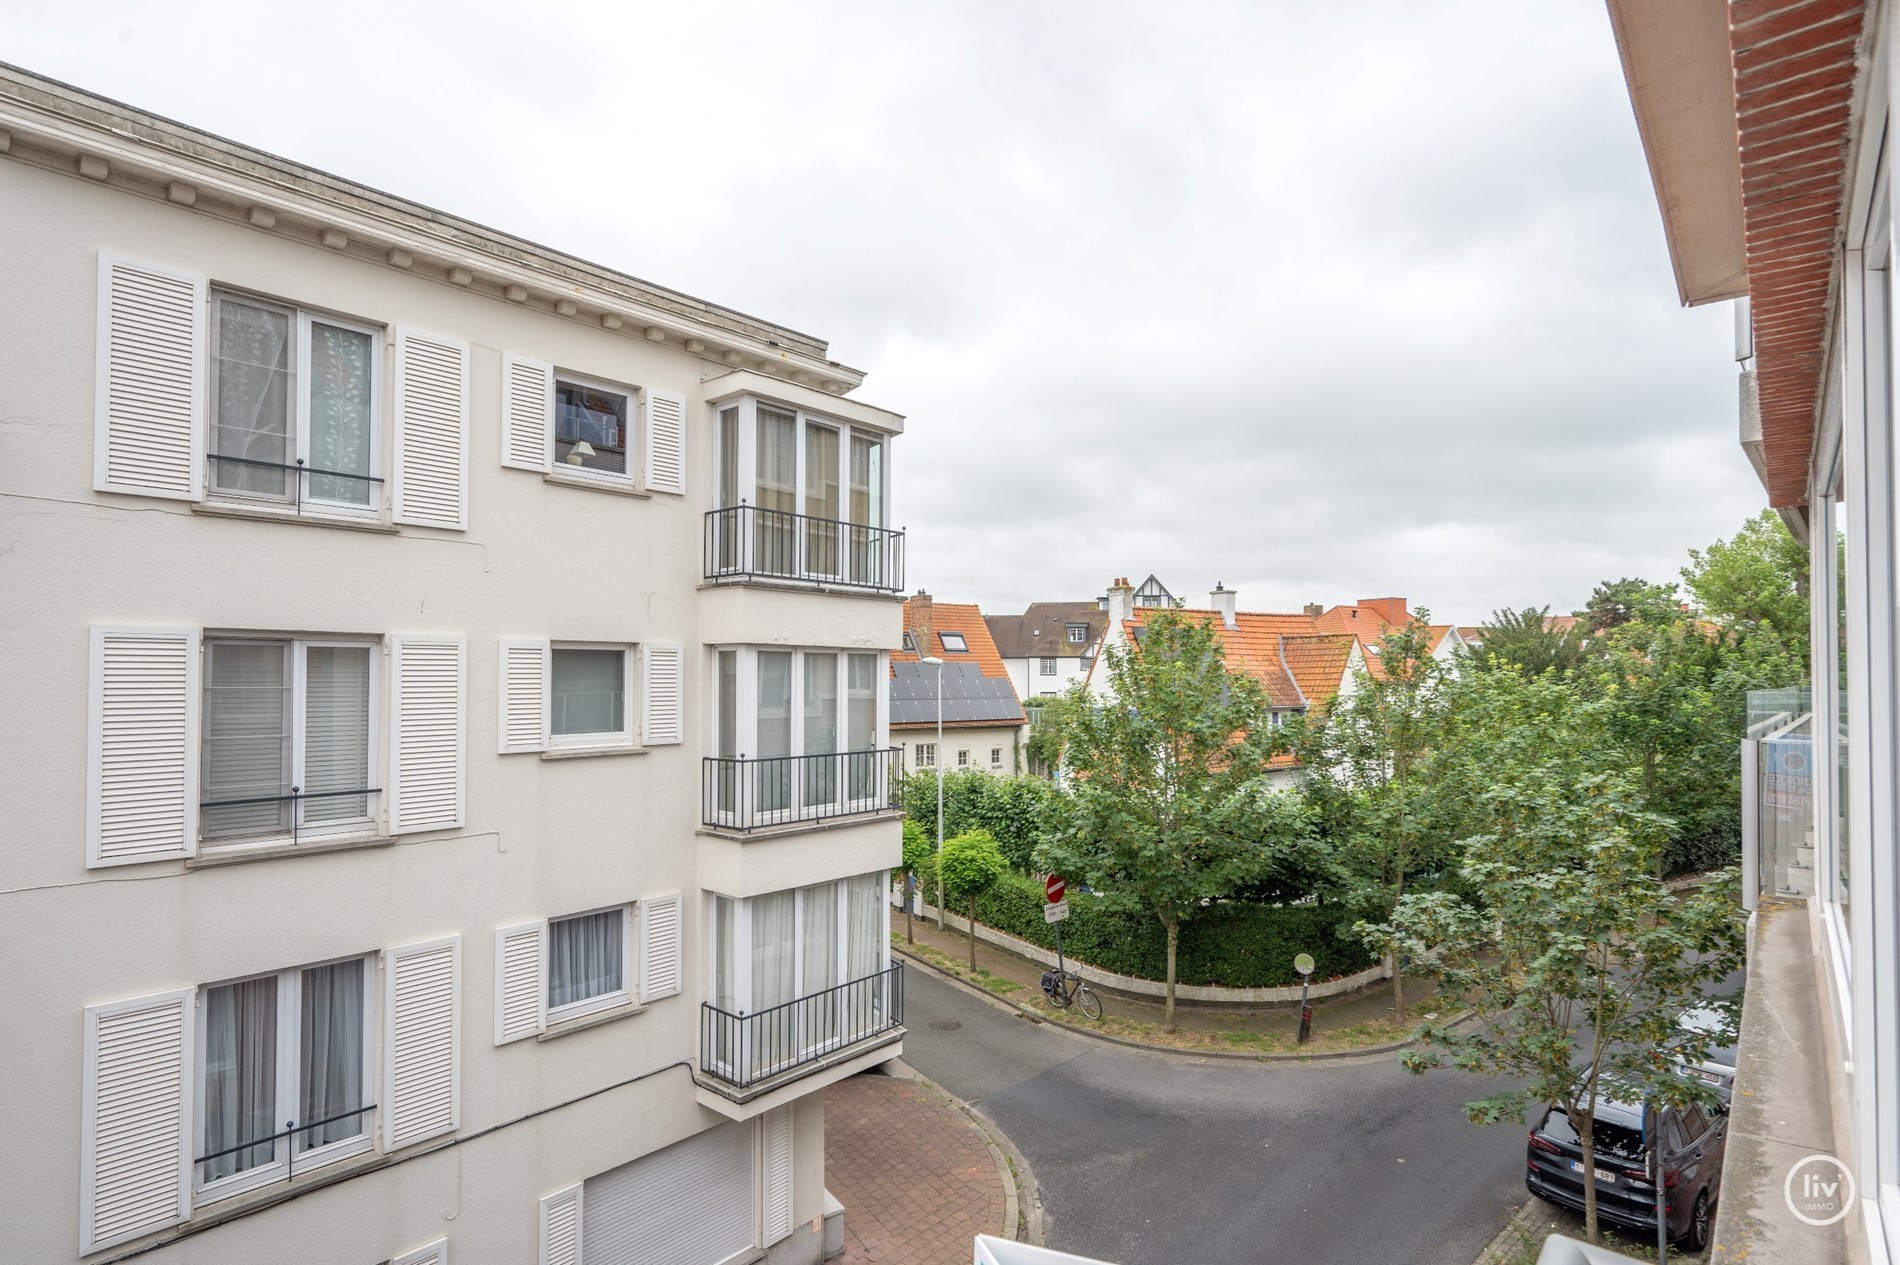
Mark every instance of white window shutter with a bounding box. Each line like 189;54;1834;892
391;636;465;834
644;389;686;494
502;355;554;472
761;1106;794;1246
81;989;193;1253
88;625;199;868
539;1184;582;1265
94;255;205;501
394;1240;449;1265
384;937;461;1150
494;921;547;1044
393;328;470;529
642;643;683;746
639;892;682;1002
497;639;551;754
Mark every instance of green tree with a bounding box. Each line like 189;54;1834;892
1364;674;1745;1243
939;829;1008;970
896;818;934;943
1295;617;1452;1014
897;768;1056;871
1578;577;1682;634
1468;606;1588;677
1024;687;1087;776
1040;609;1280;1030
1682;508;1812;671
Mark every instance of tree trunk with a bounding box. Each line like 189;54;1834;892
1390;870;1406;1016
1579;1114;1600;1243
968;895;979;971
1164;918;1179;1033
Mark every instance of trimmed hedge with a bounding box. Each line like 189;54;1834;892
967;871;1375;987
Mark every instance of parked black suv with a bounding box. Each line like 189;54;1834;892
1526;1096;1726;1250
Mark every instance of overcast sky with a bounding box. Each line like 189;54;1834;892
8;0;1760;626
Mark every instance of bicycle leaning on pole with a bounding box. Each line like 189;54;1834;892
1038;873;1104;1018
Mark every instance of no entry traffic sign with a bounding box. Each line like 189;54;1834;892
1045;874;1067;903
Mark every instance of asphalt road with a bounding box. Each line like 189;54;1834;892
899;967;1528;1265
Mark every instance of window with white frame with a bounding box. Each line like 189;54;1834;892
209;291;380;515
547;906;631;1019
196;955;373;1199
915;743;935;767
1040;657;1057;675
713;647;883;764
957;749;969;767
201;636;378;846
550;645;629;746
553;374;632;482
1066;624;1088;645
991;747;1002;766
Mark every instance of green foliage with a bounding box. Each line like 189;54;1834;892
1681;508;1812;672
1578;577;1683;634
1023;686;1087;773
938;829;1008;903
1468;606;1588;677
974;871;1373;986
898;769;1057;870
898;818;933;888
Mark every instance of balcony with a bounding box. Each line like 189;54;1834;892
700;964;905;1097
704;504;905;593
702;747;901;833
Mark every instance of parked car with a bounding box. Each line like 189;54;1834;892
1675;1004;1739;1103
1526;1095;1726;1249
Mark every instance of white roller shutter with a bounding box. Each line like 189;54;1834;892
638;893;682;1003
94;255;205;501
81;989;193;1253
384;937;461;1150
494;921;547;1044
87;625;199;868
498;639;551;754
391;636;465;834
393;328;470;529
761;1106;794;1246
644;389;686;494
503;355;554;472
641;644;682;746
394;1240;449;1265
580;1120;753;1265
540;1184;582;1265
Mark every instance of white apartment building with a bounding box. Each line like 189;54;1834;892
0;68;907;1265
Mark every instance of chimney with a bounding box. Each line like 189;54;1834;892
1303;603;1324;619
910;589;933;654
1210;582;1237;630
1105;576;1135;631
1360;597;1409;625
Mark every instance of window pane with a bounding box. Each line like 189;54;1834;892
202;640;292;840
758;651;794;811
202;976;278;1182
849;434;882;526
212;298;293;499
303;646;371;825
306;322;374;506
554;381;628;476
805;424;841;575
847;653;877;751
751;890;796;1010
298;959;365;1152
549;909;625;1009
804;653;840;806
801;882;840;1040
551;649;624;737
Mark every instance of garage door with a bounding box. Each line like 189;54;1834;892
581;1119;755;1265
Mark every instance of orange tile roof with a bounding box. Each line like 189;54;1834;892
894;598;1012;681
1122;608;1356;711
1278;634;1356;707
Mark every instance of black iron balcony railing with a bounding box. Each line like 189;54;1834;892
702;747;901;832
195;1102;376;1185
704;503;905;592
701;963;905;1091
208;453;382;514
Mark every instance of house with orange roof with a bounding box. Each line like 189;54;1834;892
1311;598;1468;677
892;593;1028;775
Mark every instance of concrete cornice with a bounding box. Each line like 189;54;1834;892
0;62;870;395
702;369;905;433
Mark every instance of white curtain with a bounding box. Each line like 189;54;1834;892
212;296;292;498
801;883;841;1048
804;653;839;807
202;640;291;840
302;646;371;825
755;407;797;574
297;960;364;1150
549;910;624;1010
305;321;373;505
847;654;877;800
846;873;885;1035
804;424;840;574
750;891;796;1074
202;977;278;1181
757;652;793;815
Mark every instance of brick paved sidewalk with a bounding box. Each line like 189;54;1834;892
826;1071;1013;1265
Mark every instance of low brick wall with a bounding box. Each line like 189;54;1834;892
911;900;1389;1005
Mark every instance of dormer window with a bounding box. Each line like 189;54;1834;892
1066;624;1088;644
903;631;918;653
939;632;967;653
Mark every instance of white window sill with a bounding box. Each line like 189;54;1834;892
192;501;397;534
541;744;646;761
543;470;649;498
537;999;646;1041
187;834;396;868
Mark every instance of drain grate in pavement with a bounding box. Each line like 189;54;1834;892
929;1019;963;1032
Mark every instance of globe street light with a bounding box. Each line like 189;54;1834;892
920;654;946;929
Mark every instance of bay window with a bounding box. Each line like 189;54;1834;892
197;956;372;1199
209;292;380;516
707;646;889;828
201;636;378;846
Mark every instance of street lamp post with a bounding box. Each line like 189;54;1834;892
921;655;946;929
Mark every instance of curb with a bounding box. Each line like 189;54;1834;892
895;944;1476;1063
878;1058;1045;1248
1472;1197;1550;1265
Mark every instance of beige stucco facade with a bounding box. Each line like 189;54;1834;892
0;68;903;1265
